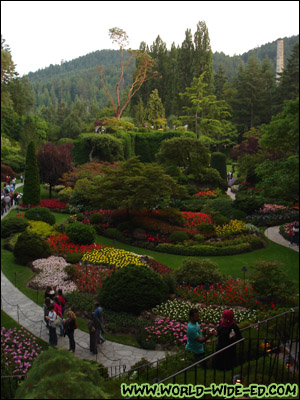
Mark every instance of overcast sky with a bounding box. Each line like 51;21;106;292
1;1;299;76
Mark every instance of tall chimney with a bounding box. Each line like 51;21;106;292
276;38;284;83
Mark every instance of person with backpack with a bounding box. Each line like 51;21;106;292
57;288;68;315
45;304;57;346
63;311;77;352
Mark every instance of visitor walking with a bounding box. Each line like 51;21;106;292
94;302;105;344
63;311;77;352
45;304;58;346
185;308;214;363
213;309;242;370
289;222;299;247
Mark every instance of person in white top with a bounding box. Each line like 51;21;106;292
45;304;58;345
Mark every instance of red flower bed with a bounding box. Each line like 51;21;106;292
47;234;109;254
176;279;254;307
74;264;114;293
40;200;67;209
181;212;212;229
122;230;171;244
193;190;216;197
146;259;171;276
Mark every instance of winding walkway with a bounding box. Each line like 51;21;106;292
1;185;298;377
1;183;165;376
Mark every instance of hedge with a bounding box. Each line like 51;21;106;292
156;242;252;256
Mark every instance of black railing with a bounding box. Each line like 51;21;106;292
1;375;27;400
115;308;299;400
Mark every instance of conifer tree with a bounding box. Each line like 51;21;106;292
22;141;40;206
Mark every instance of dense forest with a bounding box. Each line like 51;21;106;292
1;23;299;183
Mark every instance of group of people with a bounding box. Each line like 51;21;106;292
43;286;77;352
186;308;242;370
1;180;22;216
43;287;106;355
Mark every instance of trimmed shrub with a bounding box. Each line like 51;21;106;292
65;222;95;245
26;220;57;239
230;208;247;220
22;141;41;206
67;291;95;313
99;264;169;315
3;232;22;251
24;207;56;226
89;213;103;225
13;230;52;265
174;258;224;286
104;228;124;241
157;207;185;226
169;231;189;243
210;152;227;181
14;348;107;399
196;223;216;233
65;252;83;264
202;197;234;218
156;242;252;256
211;213;230;226
1;218;30;238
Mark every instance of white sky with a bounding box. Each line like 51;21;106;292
1;1;299;76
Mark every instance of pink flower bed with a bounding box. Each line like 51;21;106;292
1;326;43;376
30;256;78;293
144;318;188;346
259;204;288;213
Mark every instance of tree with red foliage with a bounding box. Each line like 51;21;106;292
37;142;73;198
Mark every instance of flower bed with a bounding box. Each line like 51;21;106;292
193;190;217;198
181;212;212;229
152;300;257;325
30;256;77;293
122;230;171;244
74;264;114;293
279;221;298;241
47;234;108;254
40;200;67;210
81;248;145;268
215;219;247;237
144;318;188;346
175;279;254;307
1;326;43;376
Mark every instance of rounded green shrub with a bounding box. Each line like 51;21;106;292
1;217;30;238
24;207;56;226
210;152;227;181
75;213;84;221
194;234;205;243
65;252;82;264
104;228;124;241
65;222;95;245
230;208;247;220
3;232;22;251
203;197;234;218
26;220;57;239
196;223;216;233
211;213;230;226
99;264;169;315
89;213;103;224
174;258;224;286
67;291;95;313
13;230;52;265
169;230;189;243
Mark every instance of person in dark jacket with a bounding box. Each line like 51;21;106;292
63;311;77;352
88;312;100;354
213;309;242;370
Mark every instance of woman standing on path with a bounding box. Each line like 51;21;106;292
64;311;77;352
45;304;58;346
213;309;242;370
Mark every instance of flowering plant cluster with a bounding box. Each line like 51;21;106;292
146;259;171;276
81;248;145;268
47;234;108;254
1;326;43;376
259;204;288;214
283;221;298;236
16;213;25;218
40;200;67;210
215;219;247;237
152;299;257;325
122;230;171;244
26;220;57;239
74;264;114;293
193;190;217;198
175;279;254;307
30;256;78;293
181;212;212;229
144;318;188;346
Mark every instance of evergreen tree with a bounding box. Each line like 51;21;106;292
145;89;166;128
193;21;214;93
22;141;41;206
